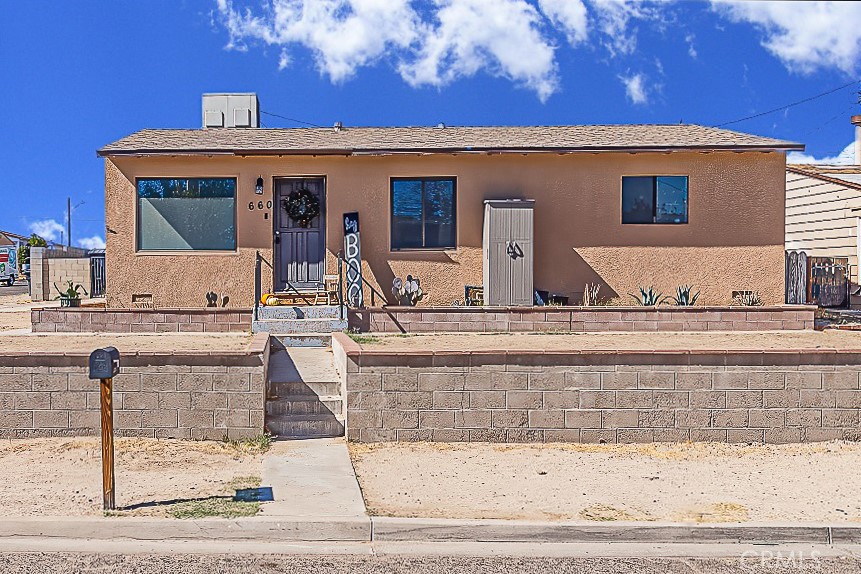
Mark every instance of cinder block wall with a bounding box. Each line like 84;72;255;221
0;335;268;439
30;247;92;302
333;335;861;444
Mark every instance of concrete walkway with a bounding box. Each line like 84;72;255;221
261;438;367;522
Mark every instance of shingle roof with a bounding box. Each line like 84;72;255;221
98;124;803;156
787;163;861;191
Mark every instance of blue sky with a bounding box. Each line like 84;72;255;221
1;0;860;248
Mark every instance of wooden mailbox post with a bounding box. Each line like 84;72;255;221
88;347;120;511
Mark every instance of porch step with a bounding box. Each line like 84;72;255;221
253;318;348;334
258;305;342;320
270;381;342;397
273;334;332;348
266;414;345;439
265;347;344;439
266;396;342;416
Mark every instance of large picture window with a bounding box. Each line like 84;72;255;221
137;178;236;251
391;177;456;249
622;176;689;224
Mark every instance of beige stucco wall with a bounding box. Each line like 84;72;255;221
104;149;786;308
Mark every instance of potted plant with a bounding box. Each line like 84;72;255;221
54;280;88;308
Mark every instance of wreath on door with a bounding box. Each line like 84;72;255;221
282;188;320;227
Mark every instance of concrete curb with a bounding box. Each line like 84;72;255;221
370;518;837;544
3;516;861;545
0;516;370;542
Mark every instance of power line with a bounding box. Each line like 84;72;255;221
714;79;859;128
260;110;323;128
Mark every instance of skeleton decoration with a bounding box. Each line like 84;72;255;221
392;275;424;306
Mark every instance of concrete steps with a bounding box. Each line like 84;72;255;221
253;305;347;340
265;345;344;440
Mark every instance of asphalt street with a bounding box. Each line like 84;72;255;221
0;554;858;574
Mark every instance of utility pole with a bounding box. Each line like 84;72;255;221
67;197;85;249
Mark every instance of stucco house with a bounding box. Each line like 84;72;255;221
97;94;802;309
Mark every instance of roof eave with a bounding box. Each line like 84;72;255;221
787;165;861;192
98;143;804;158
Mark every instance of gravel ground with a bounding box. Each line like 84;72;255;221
0;554;857;574
0;332;252;353
355;331;861;352
0;438;262;516
351;441;861;523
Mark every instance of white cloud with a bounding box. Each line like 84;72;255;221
787;142;856;165
77;236;106;250
400;0;559;102
586;0;663;58
685;33;697;58
538;0;589;46
619;72;648;104
711;1;861;75
216;0;422;83
29;219;64;242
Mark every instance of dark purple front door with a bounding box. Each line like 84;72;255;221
274;177;325;291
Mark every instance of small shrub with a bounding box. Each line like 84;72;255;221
629;286;668;306
223;433;272;453
732;291;763;306
670;285;700;306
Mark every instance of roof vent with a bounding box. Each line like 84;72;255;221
202;93;259;128
333;121;343;132
437;122;446;129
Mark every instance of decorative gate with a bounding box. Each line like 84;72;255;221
807;256;849;307
89;250;106;298
784;251;807;304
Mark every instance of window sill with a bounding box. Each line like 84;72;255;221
134;250;240;256
390;247;458;253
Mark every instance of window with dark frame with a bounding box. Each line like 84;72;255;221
136;178;237;251
621;176;689;224
391;177;456;249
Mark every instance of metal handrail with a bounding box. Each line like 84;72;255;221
254;251;314;321
337;251;389;308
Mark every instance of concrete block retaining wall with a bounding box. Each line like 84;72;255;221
31;308;253;333
332;333;861;444
349;306;815;334
0;333;268;439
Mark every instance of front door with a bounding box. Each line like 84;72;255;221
274;177;325;291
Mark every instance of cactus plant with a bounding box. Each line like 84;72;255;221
581;283;602;306
732;291;763;306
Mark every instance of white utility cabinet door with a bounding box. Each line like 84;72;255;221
482;199;535;306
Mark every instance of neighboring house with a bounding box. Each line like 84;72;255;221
0;231;28;249
785;115;861;282
98;93;802;309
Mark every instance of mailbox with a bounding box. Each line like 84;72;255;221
88;347;120;380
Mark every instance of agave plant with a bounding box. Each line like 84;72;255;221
670;285;700;306
629;286;667;306
732;291;763;306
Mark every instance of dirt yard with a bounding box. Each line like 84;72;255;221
350;441;861;523
0;332;252;353
355;331;861;352
0;437;263;516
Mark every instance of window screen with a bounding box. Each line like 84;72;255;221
137;178;236;250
